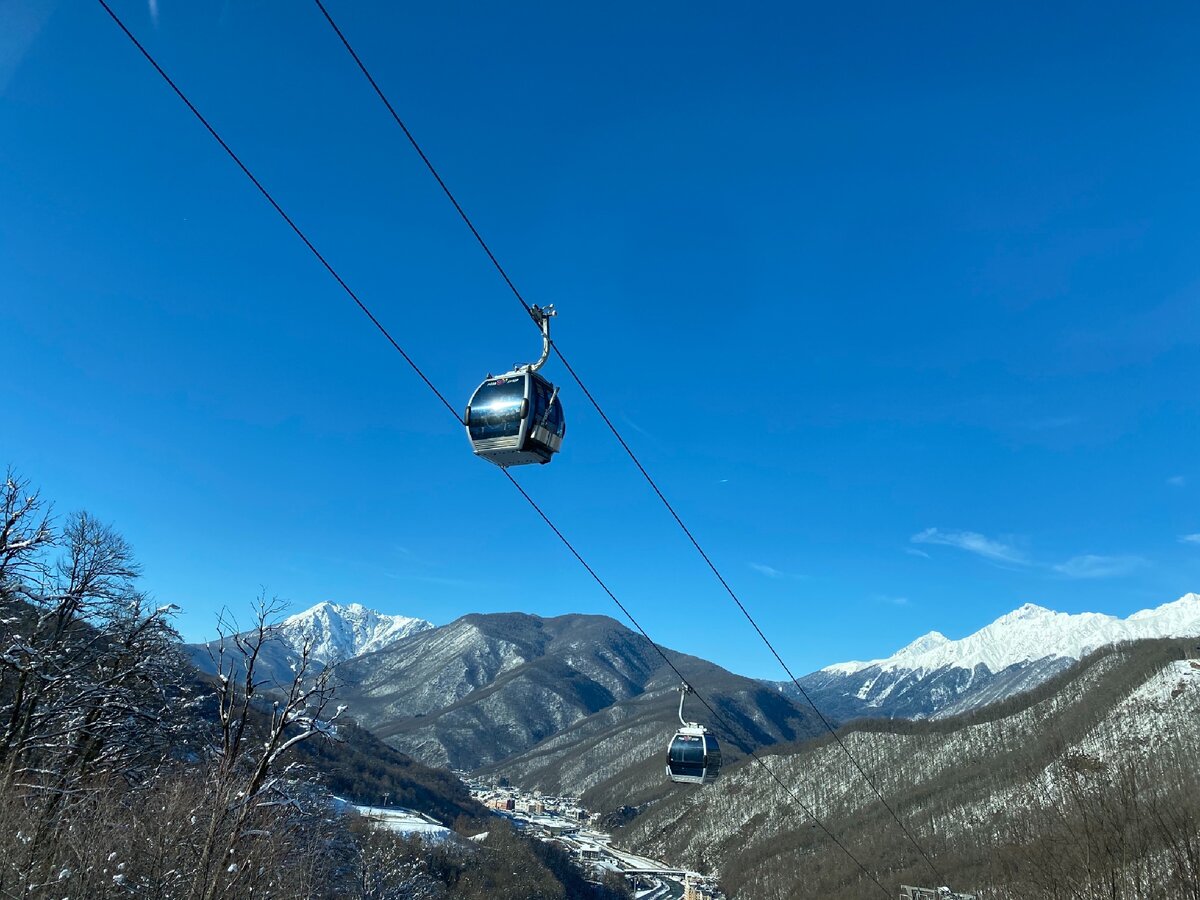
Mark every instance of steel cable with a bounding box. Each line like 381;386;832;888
311;0;948;886
94;3;892;894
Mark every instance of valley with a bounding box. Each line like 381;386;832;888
187;593;1200;898
463;777;726;899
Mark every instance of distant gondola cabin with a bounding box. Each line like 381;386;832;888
666;725;721;785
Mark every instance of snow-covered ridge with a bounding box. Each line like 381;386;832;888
825;593;1200;677
278;601;432;665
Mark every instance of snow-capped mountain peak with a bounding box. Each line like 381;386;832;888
896;631;950;657
1128;592;1200;621
278;601;433;664
996;602;1052;623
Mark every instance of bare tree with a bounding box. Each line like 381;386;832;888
188;595;343;900
1;476;493;899
0;468;53;591
0;511;180;792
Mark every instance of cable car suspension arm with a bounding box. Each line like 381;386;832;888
678;682;697;727
518;304;555;373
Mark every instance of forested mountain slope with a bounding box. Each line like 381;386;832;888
483;660;810;802
334;612;817;773
622;638;1200;900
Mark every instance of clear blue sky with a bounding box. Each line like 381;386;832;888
3;1;1198;678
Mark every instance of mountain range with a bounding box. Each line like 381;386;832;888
187;593;1200;783
785;592;1200;720
624;634;1200;899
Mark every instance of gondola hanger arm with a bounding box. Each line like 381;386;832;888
678;682;698;727
517;304;555;373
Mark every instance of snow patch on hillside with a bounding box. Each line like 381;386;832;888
351;805;452;841
1072;659;1200;760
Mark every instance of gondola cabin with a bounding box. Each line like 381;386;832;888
666;724;721;785
465;370;565;467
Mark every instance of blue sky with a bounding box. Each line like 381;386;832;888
3;1;1199;678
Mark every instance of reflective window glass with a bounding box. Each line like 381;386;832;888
670;734;707;768
532;378;548;421
468;378;526;440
